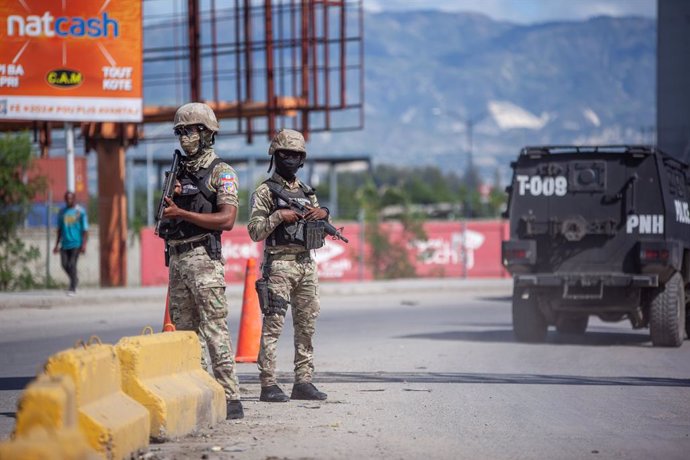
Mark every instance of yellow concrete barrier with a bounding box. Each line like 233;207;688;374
0;374;99;460
14;374;77;436
0;427;100;460
116;330;226;441
44;341;150;459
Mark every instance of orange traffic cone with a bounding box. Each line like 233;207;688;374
162;290;176;332
235;258;262;362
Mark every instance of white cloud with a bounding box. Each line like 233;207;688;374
474;155;497;167
400;107;417;124
583;108;601;127
364;0;656;23
488;100;550;130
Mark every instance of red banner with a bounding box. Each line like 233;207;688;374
140;220;510;286
30;157;88;203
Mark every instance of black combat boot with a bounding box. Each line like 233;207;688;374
260;384;290;402
226;400;244;420
291;382;327;400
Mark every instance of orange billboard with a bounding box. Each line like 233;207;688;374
0;0;142;122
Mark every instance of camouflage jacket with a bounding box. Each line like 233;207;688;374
248;172;321;255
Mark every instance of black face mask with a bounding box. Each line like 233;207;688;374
275;155;303;180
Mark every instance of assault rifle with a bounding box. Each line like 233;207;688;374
269;186;349;243
154;149;183;236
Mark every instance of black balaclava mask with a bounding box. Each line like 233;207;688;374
274;152;304;181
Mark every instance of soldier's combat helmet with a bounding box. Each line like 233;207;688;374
173;102;220;132
268;129;307;157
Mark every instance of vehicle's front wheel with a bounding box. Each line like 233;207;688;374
649;272;685;347
512;283;547;343
685;283;690;339
555;314;589;335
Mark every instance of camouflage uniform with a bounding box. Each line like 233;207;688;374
165;103;241;402
168;152;240;400
248;130;323;389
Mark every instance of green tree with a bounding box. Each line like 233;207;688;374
0;133;47;290
321;163;506;221
358;180;427;279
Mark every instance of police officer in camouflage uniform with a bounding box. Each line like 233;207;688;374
248;129;329;403
160;102;244;419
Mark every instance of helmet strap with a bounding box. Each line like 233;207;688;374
267;155;274;173
197;129;215;152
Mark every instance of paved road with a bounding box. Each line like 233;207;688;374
1;279;689;459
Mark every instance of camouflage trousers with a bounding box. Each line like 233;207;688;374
258;256;320;387
168;246;240;400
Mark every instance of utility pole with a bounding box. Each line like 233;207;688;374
65;123;75;192
433;108;487;217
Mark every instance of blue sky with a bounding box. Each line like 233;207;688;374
364;0;656;23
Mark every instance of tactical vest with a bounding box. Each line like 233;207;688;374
160;158;222;251
265;178;324;249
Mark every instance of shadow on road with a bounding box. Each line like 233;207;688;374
396;329;652;346
478;295;512;303
234;371;690;387
0;377;32;391
445;322;514;329
3;370;687;397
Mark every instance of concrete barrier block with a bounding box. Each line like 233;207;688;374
0;374;99;460
0;426;101;460
44;343;150;459
116;331;226;441
13;374;77;436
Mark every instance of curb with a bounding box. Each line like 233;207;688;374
0;278;513;310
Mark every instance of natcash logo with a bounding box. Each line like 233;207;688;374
46;69;83;88
7;12;119;38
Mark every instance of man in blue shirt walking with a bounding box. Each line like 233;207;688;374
53;191;89;295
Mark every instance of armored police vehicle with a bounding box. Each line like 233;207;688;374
502;145;690;347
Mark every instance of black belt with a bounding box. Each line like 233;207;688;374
266;251;312;263
169;239;207;256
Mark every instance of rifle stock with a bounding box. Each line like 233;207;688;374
154;149;182;236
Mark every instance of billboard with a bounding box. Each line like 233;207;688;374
0;0;142;122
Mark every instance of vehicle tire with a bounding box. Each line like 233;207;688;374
512;284;547;343
649;272;685;347
685;284;690;340
555;314;589;335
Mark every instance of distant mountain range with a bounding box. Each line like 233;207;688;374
301;10;656;183
139;10;655;186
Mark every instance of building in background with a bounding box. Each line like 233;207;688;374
658;0;690;162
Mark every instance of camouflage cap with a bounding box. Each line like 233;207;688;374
268;128;307;156
173;102;220;132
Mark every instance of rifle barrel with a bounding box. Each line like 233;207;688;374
272;189;348;243
154;150;182;236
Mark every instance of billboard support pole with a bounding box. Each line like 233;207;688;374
65;122;75;193
96;138;128;287
46;189;52;289
146;143;153;227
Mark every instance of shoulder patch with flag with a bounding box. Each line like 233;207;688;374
219;170;238;194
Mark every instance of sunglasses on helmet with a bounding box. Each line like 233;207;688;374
173;124;205;137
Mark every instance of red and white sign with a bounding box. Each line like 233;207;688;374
140;221;510;286
0;0;142;122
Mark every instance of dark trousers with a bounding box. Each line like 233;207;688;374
60;248;80;291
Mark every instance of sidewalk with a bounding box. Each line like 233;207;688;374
0;278;512;310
